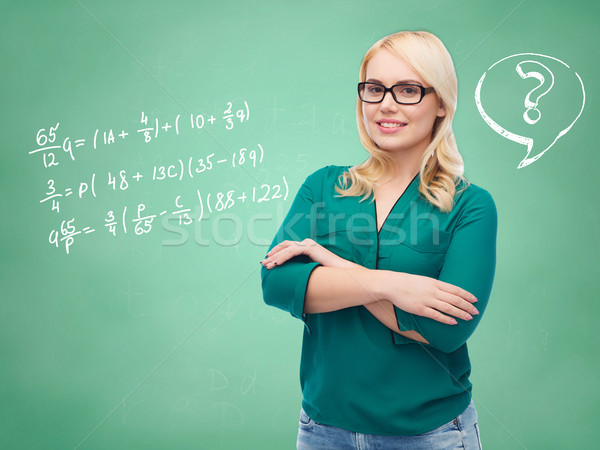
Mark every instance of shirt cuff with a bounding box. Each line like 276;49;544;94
290;261;322;335
392;306;419;345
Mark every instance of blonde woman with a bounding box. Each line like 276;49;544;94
261;31;496;449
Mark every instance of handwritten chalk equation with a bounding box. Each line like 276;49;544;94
39;145;264;214
48;177;289;255
475;53;585;168
29;101;250;168
24;97;300;255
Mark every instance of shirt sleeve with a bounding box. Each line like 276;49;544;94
260;168;326;334
392;188;498;353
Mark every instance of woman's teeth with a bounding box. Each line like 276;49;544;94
379;122;404;128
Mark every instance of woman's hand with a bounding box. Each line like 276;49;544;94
381;271;479;325
261;239;357;270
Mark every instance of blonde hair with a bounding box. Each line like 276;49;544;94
335;31;468;212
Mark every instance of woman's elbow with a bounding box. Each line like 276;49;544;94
420;328;471;353
260;266;276;306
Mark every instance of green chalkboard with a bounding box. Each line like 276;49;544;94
1;1;598;448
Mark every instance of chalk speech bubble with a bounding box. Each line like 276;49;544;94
475;53;585;169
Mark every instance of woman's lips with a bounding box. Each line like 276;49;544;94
376;120;407;133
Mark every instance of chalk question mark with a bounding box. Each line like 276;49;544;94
474;52;585;169
515;60;554;125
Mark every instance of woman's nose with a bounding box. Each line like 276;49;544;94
379;91;399;112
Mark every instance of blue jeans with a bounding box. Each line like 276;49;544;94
297;399;482;449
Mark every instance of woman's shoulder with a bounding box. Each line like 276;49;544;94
304;164;352;184
453;178;497;216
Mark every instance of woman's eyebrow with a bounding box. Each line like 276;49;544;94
365;78;424;85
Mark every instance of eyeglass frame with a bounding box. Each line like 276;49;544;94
357;82;435;105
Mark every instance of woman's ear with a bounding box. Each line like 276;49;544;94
437;101;446;118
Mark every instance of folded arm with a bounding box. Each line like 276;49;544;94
262;238;474;343
260;168;488;346
391;190;498;353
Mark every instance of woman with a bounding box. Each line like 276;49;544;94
261;31;496;449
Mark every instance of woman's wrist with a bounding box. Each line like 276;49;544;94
317;246;360;270
367;269;391;303
328;253;391;303
319;250;389;305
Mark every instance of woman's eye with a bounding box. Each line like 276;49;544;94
368;86;383;93
400;87;418;95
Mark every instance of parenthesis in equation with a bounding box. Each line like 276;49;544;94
91;173;97;197
244;101;250;121
178;158;184;181
282;176;289;201
122;206;128;234
188;156;193;179
175;114;180;135
257;143;264;163
196;190;205;221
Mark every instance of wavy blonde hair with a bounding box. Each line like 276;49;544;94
335;31;468;212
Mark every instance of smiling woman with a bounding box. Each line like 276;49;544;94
360;50;445;160
261;30;496;450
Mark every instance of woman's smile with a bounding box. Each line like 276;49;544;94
376;119;407;133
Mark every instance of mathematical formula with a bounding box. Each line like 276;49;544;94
29;101;250;168
40;145;264;213
28;99;292;254
48;177;288;254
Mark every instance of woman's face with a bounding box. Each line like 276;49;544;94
362;49;445;158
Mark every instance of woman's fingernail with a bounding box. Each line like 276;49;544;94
465;313;473;321
472;308;479;315
451;319;458;325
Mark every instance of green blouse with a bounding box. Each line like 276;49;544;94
261;164;497;435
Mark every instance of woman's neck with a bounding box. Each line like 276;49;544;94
380;152;422;186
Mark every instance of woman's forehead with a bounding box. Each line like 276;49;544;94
365;49;423;84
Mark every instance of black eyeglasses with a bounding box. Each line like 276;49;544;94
357;82;435;105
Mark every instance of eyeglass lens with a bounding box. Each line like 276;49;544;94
359;83;423;104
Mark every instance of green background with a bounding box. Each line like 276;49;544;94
1;1;597;448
